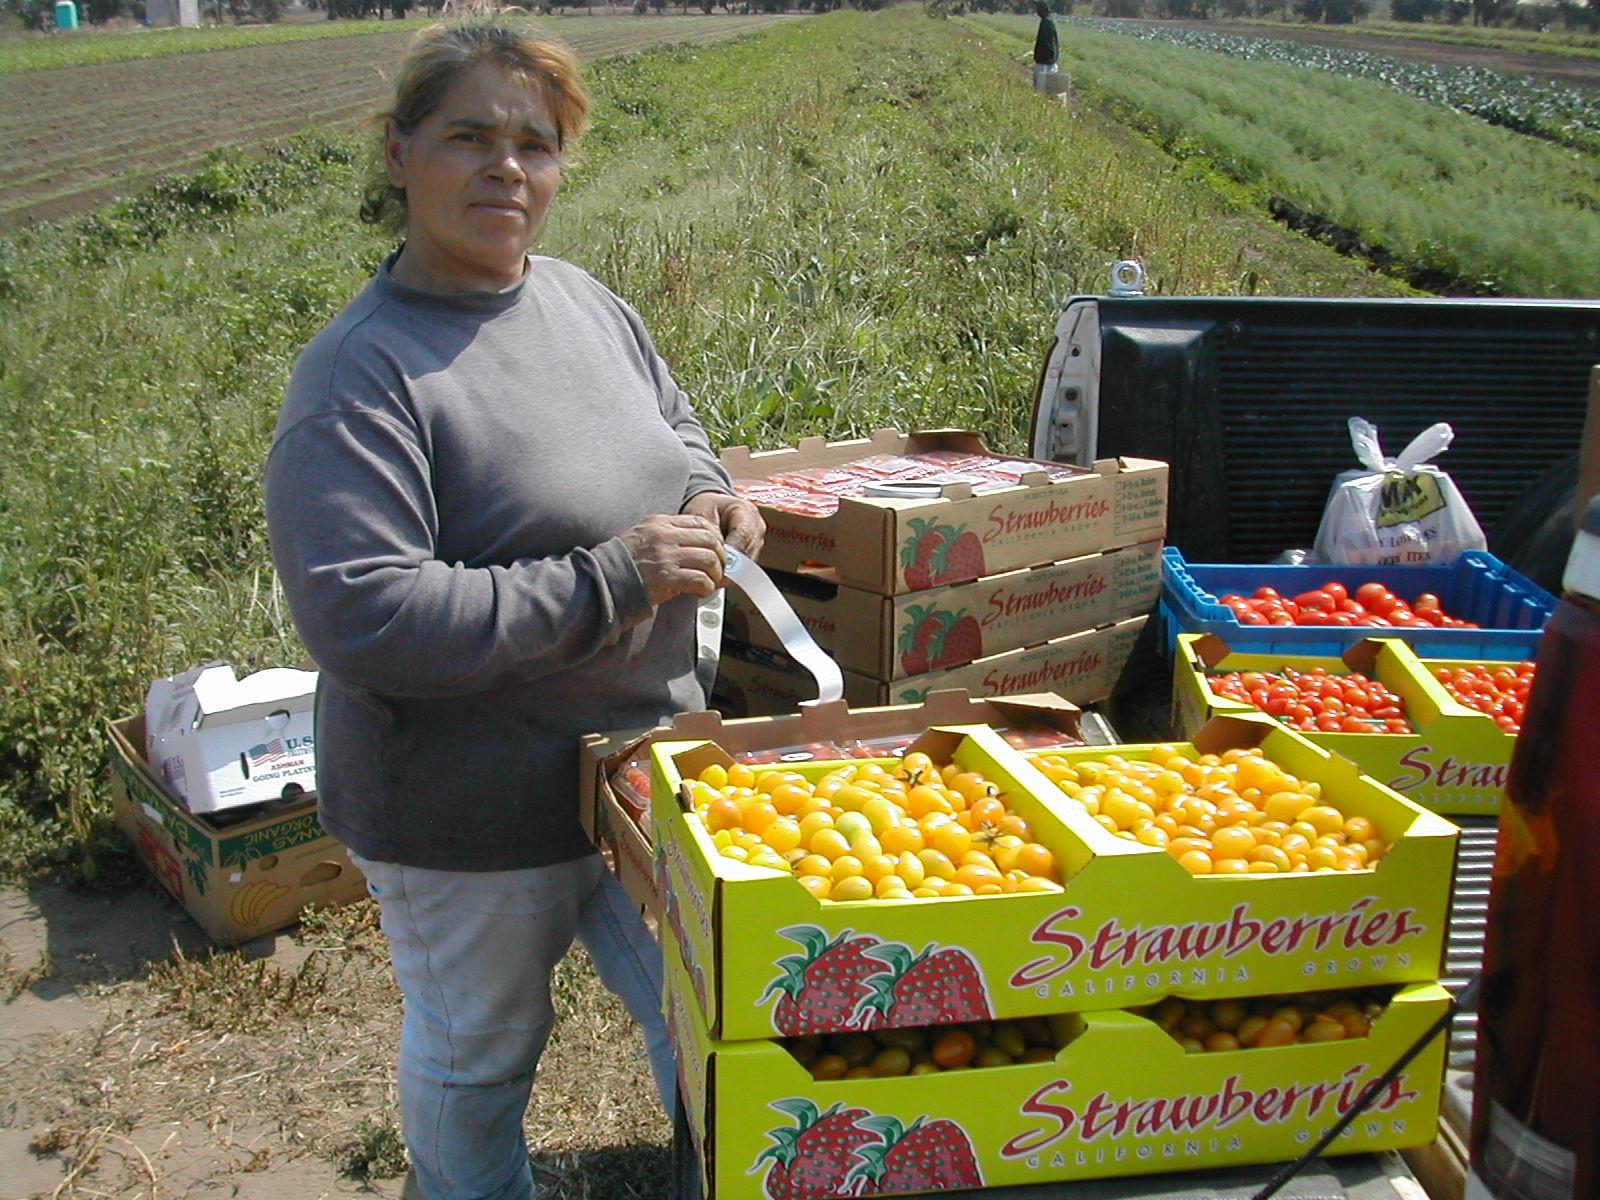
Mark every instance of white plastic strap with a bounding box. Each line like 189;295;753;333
722;549;844;705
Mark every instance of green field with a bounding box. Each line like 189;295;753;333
0;8;1411;881
0;12;445;73
1308;15;1600;60
975;14;1600;295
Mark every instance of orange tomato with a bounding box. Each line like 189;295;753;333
1014;843;1055;878
930;1029;977;1070
1255;1017;1298;1048
705;797;744;833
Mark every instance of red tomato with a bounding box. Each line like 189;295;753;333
1368;592;1401;617
1293;590;1336;612
1355;582;1391;609
1322;582;1349;604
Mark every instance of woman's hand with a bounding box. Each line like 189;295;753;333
618;514;727;606
681;491;766;560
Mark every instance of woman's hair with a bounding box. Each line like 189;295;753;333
359;20;591;233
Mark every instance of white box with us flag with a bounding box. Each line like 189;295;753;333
144;662;318;815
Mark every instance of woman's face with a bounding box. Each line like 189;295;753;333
385;64;563;293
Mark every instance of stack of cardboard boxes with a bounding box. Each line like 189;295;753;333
648;712;1458;1198
107;663;364;945
711;430;1168;715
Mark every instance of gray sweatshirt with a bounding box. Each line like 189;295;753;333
264;253;730;871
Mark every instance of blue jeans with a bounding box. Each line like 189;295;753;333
350;851;675;1200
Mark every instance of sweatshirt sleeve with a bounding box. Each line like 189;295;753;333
602;281;732;507
264;405;652;701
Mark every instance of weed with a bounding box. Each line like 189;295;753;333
1;944;53;998
146;943;349;1032
295;895;384;955
337;1114;410;1180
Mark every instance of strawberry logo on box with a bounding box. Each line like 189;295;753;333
755;1099;878;1199
900;520;987;590
853;942;992;1028
752;1101;986;1197
848;1114;984;1193
762;926;994;1035
764;928;891;1036
898;606;985;675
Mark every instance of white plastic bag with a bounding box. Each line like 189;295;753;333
1312;418;1486;567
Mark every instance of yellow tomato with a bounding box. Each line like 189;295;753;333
917;848;957;881
931;823;972;861
894;852;926;889
880;823;924;856
828;875;874;902
809;829;851;861
762;819;802;855
1263;791;1314;824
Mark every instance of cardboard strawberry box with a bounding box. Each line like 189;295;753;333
651;717;1457;1041
579;693;1097;923
713;617;1148;718
725;541;1162;681
721;430;1167;595
1174;635;1517;817
664;926;1449;1199
108;715;365;945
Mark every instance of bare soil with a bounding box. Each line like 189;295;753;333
0;880;670;1200
0;14;792;229
1144;17;1600;90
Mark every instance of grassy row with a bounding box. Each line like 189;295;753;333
1061;16;1600;151
1198;15;1600;59
975;14;1600;295
0;9;1401;880
1338;16;1600;58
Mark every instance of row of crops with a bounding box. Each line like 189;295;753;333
1066;18;1600;151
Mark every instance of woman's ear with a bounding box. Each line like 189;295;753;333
384;120;408;190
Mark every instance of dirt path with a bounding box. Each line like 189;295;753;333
0;14;795;228
0;880;668;1199
1145;17;1600;90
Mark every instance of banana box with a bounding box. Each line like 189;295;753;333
651;718;1457;1041
108;715;364;945
663;926;1449;1199
1174;635;1516;816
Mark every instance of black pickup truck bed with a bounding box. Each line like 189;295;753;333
1030;296;1600;594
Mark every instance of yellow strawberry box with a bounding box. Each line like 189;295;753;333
1174;635;1516;817
650;718;1457;1042
664;929;1449;1199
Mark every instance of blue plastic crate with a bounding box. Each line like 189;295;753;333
1160;548;1554;660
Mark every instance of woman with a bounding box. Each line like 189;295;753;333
263;22;762;1200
